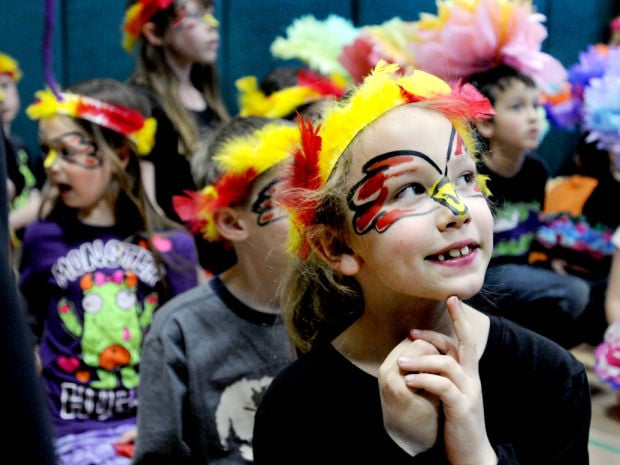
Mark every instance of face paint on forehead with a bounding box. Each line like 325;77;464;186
347;127;469;235
251;178;287;226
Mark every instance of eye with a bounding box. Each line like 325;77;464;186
394;182;426;201
455;171;476;187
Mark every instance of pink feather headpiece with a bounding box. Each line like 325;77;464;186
409;0;567;93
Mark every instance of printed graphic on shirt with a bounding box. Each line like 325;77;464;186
215;376;273;461
50;239;163;420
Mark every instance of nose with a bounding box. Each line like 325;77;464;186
203;12;219;28
44;148;60;170
429;176;471;230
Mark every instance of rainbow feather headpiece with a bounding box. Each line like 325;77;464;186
236;69;347;118
172;122;300;241
0;53;22;82
121;0;174;53
409;0;567;94
26;88;157;155
280;61;494;258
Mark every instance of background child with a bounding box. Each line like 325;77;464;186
133;116;297;463
0;52;45;249
462;64;592;349
408;0;592;349
253;62;590;464
122;0;231;274
21;78;200;465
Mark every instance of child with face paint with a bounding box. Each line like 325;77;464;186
132;117;297;464
122;0;232;275
21;78;201;465
461;64;593;349
0;52;46;254
252;62;591;465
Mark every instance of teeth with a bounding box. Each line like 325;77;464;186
435;246;470;261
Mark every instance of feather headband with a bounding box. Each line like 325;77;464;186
236;69;347;118
26;88;157;155
409;0;567;94
172;122;300;241
280;61;495;258
121;0;174;53
0;53;22;82
270;14;360;79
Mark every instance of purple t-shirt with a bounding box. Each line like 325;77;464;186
19;219;198;438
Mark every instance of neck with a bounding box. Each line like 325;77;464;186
482;145;527;177
332;298;454;375
164;52;206;111
218;261;281;315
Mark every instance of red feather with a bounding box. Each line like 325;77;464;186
297;69;346;99
172;190;208;234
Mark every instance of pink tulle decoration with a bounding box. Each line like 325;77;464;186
594;320;620;391
410;0;567;93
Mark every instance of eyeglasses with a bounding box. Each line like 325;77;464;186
41;131;102;169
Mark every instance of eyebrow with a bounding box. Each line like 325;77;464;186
46;130;91;145
362;149;443;175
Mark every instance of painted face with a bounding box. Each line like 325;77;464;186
166;0;219;65
0;74;20;128
39;115;116;220
489;80;541;153
344;105;494;301
239;164;290;273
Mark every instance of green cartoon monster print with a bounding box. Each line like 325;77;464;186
57;270;159;390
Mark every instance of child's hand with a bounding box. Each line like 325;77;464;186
378;335;442;456
400;296;496;465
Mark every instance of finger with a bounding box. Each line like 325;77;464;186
409;328;459;360
446;296;477;373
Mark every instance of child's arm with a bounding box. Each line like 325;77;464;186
605;246;620;324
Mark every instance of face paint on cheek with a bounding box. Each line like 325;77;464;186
347;150;442;234
251;178;286;226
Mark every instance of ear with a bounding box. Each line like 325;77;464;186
474;118;494;140
116;146;131;168
141;22;164;47
213;207;249;242
308;226;362;276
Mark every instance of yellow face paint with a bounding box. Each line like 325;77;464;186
0;87;5;103
429;176;468;218
203;12;219;27
44;148;58;169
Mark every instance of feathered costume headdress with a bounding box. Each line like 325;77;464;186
0;52;22;82
279;61;495;259
172;122;300;241
339;17;418;84
26;88;157;156
236;69;347;118
409;0;567;94
270;14;359;79
121;0;175;53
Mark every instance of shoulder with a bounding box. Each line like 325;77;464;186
148;282;218;331
22;220;64;245
484;316;586;381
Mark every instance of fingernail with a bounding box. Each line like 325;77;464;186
397;357;411;364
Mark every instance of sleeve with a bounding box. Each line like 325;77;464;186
546;365;591;465
18;226;48;342
134;321;193;465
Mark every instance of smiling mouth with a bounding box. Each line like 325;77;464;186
427;245;475;261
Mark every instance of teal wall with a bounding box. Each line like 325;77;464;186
1;0;617;175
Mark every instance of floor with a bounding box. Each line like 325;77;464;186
571;344;620;465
